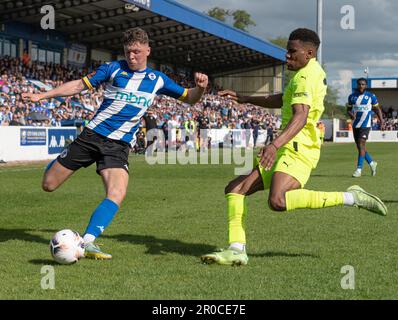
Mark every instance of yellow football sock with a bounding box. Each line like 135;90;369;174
285;189;344;211
226;193;247;244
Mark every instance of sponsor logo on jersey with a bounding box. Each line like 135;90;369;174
114;92;153;106
293;92;308;97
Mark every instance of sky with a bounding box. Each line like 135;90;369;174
175;0;398;104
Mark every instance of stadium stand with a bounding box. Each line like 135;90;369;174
0;56;281;136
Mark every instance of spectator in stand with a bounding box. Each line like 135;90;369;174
9;113;22;126
22;50;31;67
143;110;158;154
265;123;274;145
252;119;260;148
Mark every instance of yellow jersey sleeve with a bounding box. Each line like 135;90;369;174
290;74;313;107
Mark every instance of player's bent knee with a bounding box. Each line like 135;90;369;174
107;189;126;204
42;180;57;192
224;181;245;195
224;182;235;194
268;195;286;212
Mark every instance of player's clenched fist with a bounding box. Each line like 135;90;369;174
194;72;208;89
21;92;43;103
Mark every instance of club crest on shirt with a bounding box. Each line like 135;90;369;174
148;73;156;81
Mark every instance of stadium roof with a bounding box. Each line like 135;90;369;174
0;0;286;75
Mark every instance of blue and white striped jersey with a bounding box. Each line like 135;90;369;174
82;60;187;144
348;90;379;129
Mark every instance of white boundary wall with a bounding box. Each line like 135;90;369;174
0;126;77;162
333;119;398;143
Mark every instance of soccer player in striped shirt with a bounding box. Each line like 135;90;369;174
201;28;387;266
347;78;384;177
22;28;208;259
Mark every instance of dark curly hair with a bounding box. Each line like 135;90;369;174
122;27;149;46
289;28;320;49
357;77;367;84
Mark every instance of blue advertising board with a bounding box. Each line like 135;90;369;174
48;128;77;154
20;128;46;146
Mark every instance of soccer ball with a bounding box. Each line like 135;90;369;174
50;229;85;265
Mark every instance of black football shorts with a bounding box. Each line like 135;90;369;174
353;127;371;142
57;127;130;174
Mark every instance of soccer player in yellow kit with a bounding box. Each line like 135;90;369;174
201;28;387;266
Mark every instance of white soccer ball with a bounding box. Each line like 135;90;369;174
50;229;85;265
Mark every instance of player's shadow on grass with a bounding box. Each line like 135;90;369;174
29;259;59;266
104;234;218;257
383;200;398;204
250;251;319;259
0;228;55;245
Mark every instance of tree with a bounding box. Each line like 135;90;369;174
206;7;255;33
232;10;256;32
323;85;346;119
268;36;287;49
325;85;339;105
206;7;230;22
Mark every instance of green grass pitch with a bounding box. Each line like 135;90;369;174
0;142;397;299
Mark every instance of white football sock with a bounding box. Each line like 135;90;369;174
229;242;246;252
83;233;96;244
343;192;355;206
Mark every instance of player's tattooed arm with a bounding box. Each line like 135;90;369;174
22;79;86;102
219;90;283;108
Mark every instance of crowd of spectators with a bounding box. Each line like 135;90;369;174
0;56;98;127
0;56;280;134
1;55;397;136
147;94;280;131
382;107;398;131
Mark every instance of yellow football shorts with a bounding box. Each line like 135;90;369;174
255;144;320;189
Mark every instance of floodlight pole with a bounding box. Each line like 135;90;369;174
317;0;323;66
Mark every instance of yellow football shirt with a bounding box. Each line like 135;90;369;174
281;58;327;150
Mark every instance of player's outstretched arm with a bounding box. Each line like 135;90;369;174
219;90;283;109
22;79;86;102
183;72;208;105
258;103;309;170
